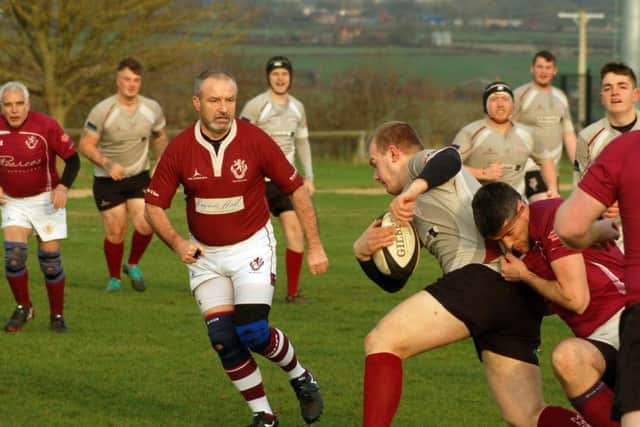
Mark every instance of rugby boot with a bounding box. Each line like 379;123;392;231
290;370;323;424
50;314;68;333
123;263;146;292
247;412;279;427
106;278;121;292
4;304;34;332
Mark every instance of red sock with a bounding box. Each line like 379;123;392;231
104;239;124;279
286;249;303;297
45;278;65;316
7;270;31;307
538;406;592;426
128;231;153;266
570;381;619;427
363;353;402;427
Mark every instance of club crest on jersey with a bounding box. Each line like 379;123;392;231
25;135;39;149
250;257;264;271
231;159;248;180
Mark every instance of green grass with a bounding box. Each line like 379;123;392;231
0;161;577;426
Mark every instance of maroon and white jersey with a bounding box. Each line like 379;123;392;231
145;119;303;246
579;130;640;305
0;111;76;197
523;198;626;337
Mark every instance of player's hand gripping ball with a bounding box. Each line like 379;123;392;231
372;212;420;280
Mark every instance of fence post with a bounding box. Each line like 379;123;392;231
353;131;367;164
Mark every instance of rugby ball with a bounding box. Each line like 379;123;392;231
372;212;420;280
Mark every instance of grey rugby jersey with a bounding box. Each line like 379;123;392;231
453;119;550;196
407;150;501;274
241;90;313;179
513;82;574;171
84;94;166;178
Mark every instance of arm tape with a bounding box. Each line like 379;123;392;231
60;153;80;188
418;146;462;190
357;258;407;293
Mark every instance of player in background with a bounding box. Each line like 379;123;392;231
555;130;640;427
454;81;559;198
574;62;640;252
0;81;80;332
241;56;314;303
513;50;577;201
79;57;168;292
354;121;588;427
145;70;328;427
473;182;625;427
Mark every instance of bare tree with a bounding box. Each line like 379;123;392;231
0;0;248;126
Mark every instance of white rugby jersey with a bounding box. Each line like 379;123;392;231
513;82;574;171
407;150;501;274
453;119;550;196
84;94;166;178
240;90;313;179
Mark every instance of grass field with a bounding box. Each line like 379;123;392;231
0;159;576;426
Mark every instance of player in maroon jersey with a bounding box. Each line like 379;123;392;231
145;70;328;427
555;131;640;426
0;81;80;333
473;182;625;427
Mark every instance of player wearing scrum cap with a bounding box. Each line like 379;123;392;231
241;56;314;304
513;50;577;201
453;81;559;199
354;121;588;427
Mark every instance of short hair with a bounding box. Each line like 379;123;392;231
117;57;144;75
0;81;30;102
600;62;637;86
367;121;424;154
532;50;556;65
193;69;237;97
472;182;522;238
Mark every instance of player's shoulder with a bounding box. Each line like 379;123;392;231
551;86;570;105
137;94;163;111
512;122;534;140
89;95;119;117
287;93;305;108
513;82;533;97
27;111;60;128
578;118;607;140
461;118;486;134
242;91;270;111
529;198;562;233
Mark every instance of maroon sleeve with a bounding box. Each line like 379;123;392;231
578;138;624;208
145;142;181;209
257;131;303;193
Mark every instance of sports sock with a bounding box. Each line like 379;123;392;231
45;278;65;316
570;381;619;427
103;239;124;279
226;355;273;415
256;327;305;380
538;405;592;426
7;270;31;308
286;249;303;297
363;352;402;427
128;231;153;266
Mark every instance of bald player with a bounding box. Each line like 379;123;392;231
79;57;168;292
354;121;588;427
453;81;559;198
241;56;314;303
513;50;577;201
574;62;640;252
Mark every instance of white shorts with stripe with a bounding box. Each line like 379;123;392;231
190;222;277;314
1;192;67;242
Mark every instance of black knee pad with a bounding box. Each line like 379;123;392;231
4;241;28;276
38;249;64;283
206;312;249;369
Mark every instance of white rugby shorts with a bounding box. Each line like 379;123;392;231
1;192;67;241
588;307;623;350
190;222;277;313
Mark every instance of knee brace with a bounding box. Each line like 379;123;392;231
234;304;272;351
4;241;28;277
38;249;65;284
206;313;250;369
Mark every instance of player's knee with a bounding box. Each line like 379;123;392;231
38;249;64;283
4;241;28;276
235;319;271;351
364;327;392;356
551;339;584;382
206;313;249;367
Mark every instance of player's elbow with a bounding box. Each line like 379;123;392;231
566;292;590;315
